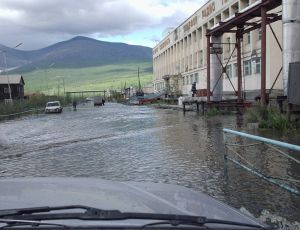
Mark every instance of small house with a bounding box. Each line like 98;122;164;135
0;75;25;101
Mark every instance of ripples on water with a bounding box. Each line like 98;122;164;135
0;103;299;228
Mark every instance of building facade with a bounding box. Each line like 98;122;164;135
0;75;25;101
153;0;282;99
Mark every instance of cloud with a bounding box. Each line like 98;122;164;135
0;0;206;50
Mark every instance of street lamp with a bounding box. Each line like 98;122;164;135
45;62;55;95
56;75;65;96
1;50;12;103
1;43;23;104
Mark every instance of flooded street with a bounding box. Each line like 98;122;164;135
0;103;299;226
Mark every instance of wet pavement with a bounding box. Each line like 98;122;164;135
0;102;299;226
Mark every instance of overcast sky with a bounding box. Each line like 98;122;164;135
0;0;207;50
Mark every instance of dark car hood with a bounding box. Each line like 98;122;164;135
0;177;265;227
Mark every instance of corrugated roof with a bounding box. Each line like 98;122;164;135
0;75;24;85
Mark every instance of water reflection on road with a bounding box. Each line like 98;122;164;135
0;103;299;224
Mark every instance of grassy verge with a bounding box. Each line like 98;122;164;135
206;108;221;117
245;105;295;131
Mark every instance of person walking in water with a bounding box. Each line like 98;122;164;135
72;100;77;111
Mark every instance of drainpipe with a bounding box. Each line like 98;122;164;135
206;33;211;103
282;0;300;96
211;36;223;101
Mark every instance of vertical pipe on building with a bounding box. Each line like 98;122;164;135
283;0;300;96
206;34;211;103
260;6;267;105
236;34;243;102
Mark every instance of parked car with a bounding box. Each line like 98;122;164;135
45;101;63;113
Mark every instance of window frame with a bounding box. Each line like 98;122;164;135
243;60;252;76
226;64;232;78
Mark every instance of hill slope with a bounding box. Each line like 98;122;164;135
23;62;153;94
0;36;152;72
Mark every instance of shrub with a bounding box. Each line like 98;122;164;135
206;108;220;117
245;105;293;131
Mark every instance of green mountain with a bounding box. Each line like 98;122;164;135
0;36;152;72
0;36;153;94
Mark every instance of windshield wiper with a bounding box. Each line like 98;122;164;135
0;219;68;229
0;205;206;222
0;205;266;229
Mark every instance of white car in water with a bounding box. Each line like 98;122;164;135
45;101;63;113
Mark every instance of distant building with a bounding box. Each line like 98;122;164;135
153;0;282;99
0;75;25;101
142;83;154;94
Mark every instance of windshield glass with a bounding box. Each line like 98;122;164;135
46;102;59;107
0;0;299;229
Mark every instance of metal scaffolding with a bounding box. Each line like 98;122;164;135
206;0;282;105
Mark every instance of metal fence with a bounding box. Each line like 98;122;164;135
223;128;300;195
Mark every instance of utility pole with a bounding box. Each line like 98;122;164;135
137;66;141;91
63;77;65;95
1;43;22;104
47;63;55;95
2;51;12;103
57;81;60;96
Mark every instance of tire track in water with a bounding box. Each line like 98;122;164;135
0;125;175;160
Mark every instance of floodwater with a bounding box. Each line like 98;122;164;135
0;103;299;227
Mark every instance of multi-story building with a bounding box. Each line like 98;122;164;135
153;0;283;100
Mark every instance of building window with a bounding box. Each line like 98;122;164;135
4;88;9;94
185;56;188;72
246;32;251;44
198;28;202;39
244;60;252;76
255;57;261;74
258;29;262;41
199;50;203;67
195;73;199;83
226;37;231;51
190;75;193;84
233;63;238;77
226;64;232;78
186;76;189;85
